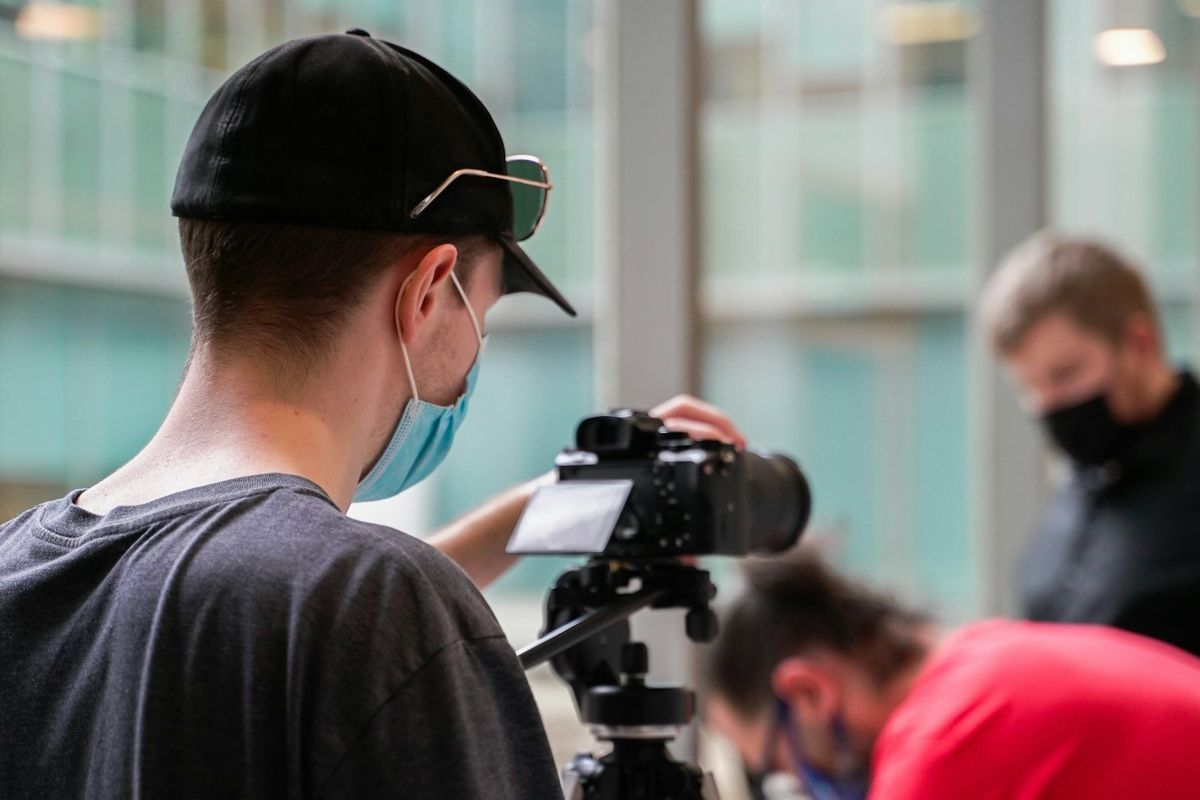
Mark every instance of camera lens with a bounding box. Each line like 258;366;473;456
741;452;811;554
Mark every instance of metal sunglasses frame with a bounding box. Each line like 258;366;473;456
408;154;552;241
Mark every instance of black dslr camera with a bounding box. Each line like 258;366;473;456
510;410;812;800
508;409;810;559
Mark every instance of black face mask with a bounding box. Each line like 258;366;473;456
1041;391;1133;465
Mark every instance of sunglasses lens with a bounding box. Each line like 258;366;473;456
506;157;548;241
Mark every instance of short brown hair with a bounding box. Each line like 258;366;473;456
980;231;1159;354
179;219;484;384
707;547;929;720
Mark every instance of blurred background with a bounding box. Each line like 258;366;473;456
2;0;1200;765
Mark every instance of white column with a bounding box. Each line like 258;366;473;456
968;0;1051;617
595;0;701;756
595;0;699;410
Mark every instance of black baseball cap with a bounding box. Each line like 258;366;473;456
171;29;576;317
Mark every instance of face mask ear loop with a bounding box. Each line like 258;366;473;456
450;270;485;347
399;268;481;407
776;699;816;783
398;339;420;405
831;712;860;780
777;697;851;800
397;271;421;405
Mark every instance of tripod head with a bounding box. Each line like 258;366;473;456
518;559;721;799
521;559;716;702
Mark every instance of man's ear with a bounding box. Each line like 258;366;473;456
395;243;459;345
772;656;839;725
1123;312;1161;360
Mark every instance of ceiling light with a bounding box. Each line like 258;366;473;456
1094;28;1165;67
15;2;103;41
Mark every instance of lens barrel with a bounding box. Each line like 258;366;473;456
741;452;811;555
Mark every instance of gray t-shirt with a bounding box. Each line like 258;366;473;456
0;474;561;799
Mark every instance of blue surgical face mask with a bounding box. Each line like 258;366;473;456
774;697;868;800
354;271;486;502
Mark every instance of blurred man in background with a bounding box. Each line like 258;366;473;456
706;549;1200;799
981;231;1200;655
0;30;742;798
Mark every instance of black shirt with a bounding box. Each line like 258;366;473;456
1020;371;1200;656
0;474;561;799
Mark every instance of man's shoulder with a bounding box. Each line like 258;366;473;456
881;621;1050;740
0;505;38;537
909;620;1200;712
240;481;455;572
190;478;447;570
168;479;502;647
872;621;1061;784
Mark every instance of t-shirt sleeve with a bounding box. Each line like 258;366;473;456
315;635;561;800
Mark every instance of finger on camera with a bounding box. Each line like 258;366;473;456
661;418;738;445
651;394;745;445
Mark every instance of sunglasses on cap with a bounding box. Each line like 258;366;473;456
408;154;551;242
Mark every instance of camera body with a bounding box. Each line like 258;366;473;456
554;409;809;559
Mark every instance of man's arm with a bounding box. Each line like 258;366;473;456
430;394;745;588
427;473;551;589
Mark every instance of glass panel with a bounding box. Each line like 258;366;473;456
133;89;170;251
700;0;978;614
0;55;31;234
61;72;102;241
0;279;190;487
702;0;975;289
1051;0;1200;358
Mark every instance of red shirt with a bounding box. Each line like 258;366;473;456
870;620;1200;799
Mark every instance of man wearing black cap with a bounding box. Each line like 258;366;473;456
0;31;744;798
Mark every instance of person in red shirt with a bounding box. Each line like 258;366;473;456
706;548;1200;800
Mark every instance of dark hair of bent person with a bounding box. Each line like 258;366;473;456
707;546;931;721
178;218;486;387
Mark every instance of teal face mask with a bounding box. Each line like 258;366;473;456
354;271;486;502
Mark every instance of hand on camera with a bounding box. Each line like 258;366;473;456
650;394;746;449
654;394;747;567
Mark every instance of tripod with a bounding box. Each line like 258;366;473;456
518;559;723;800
